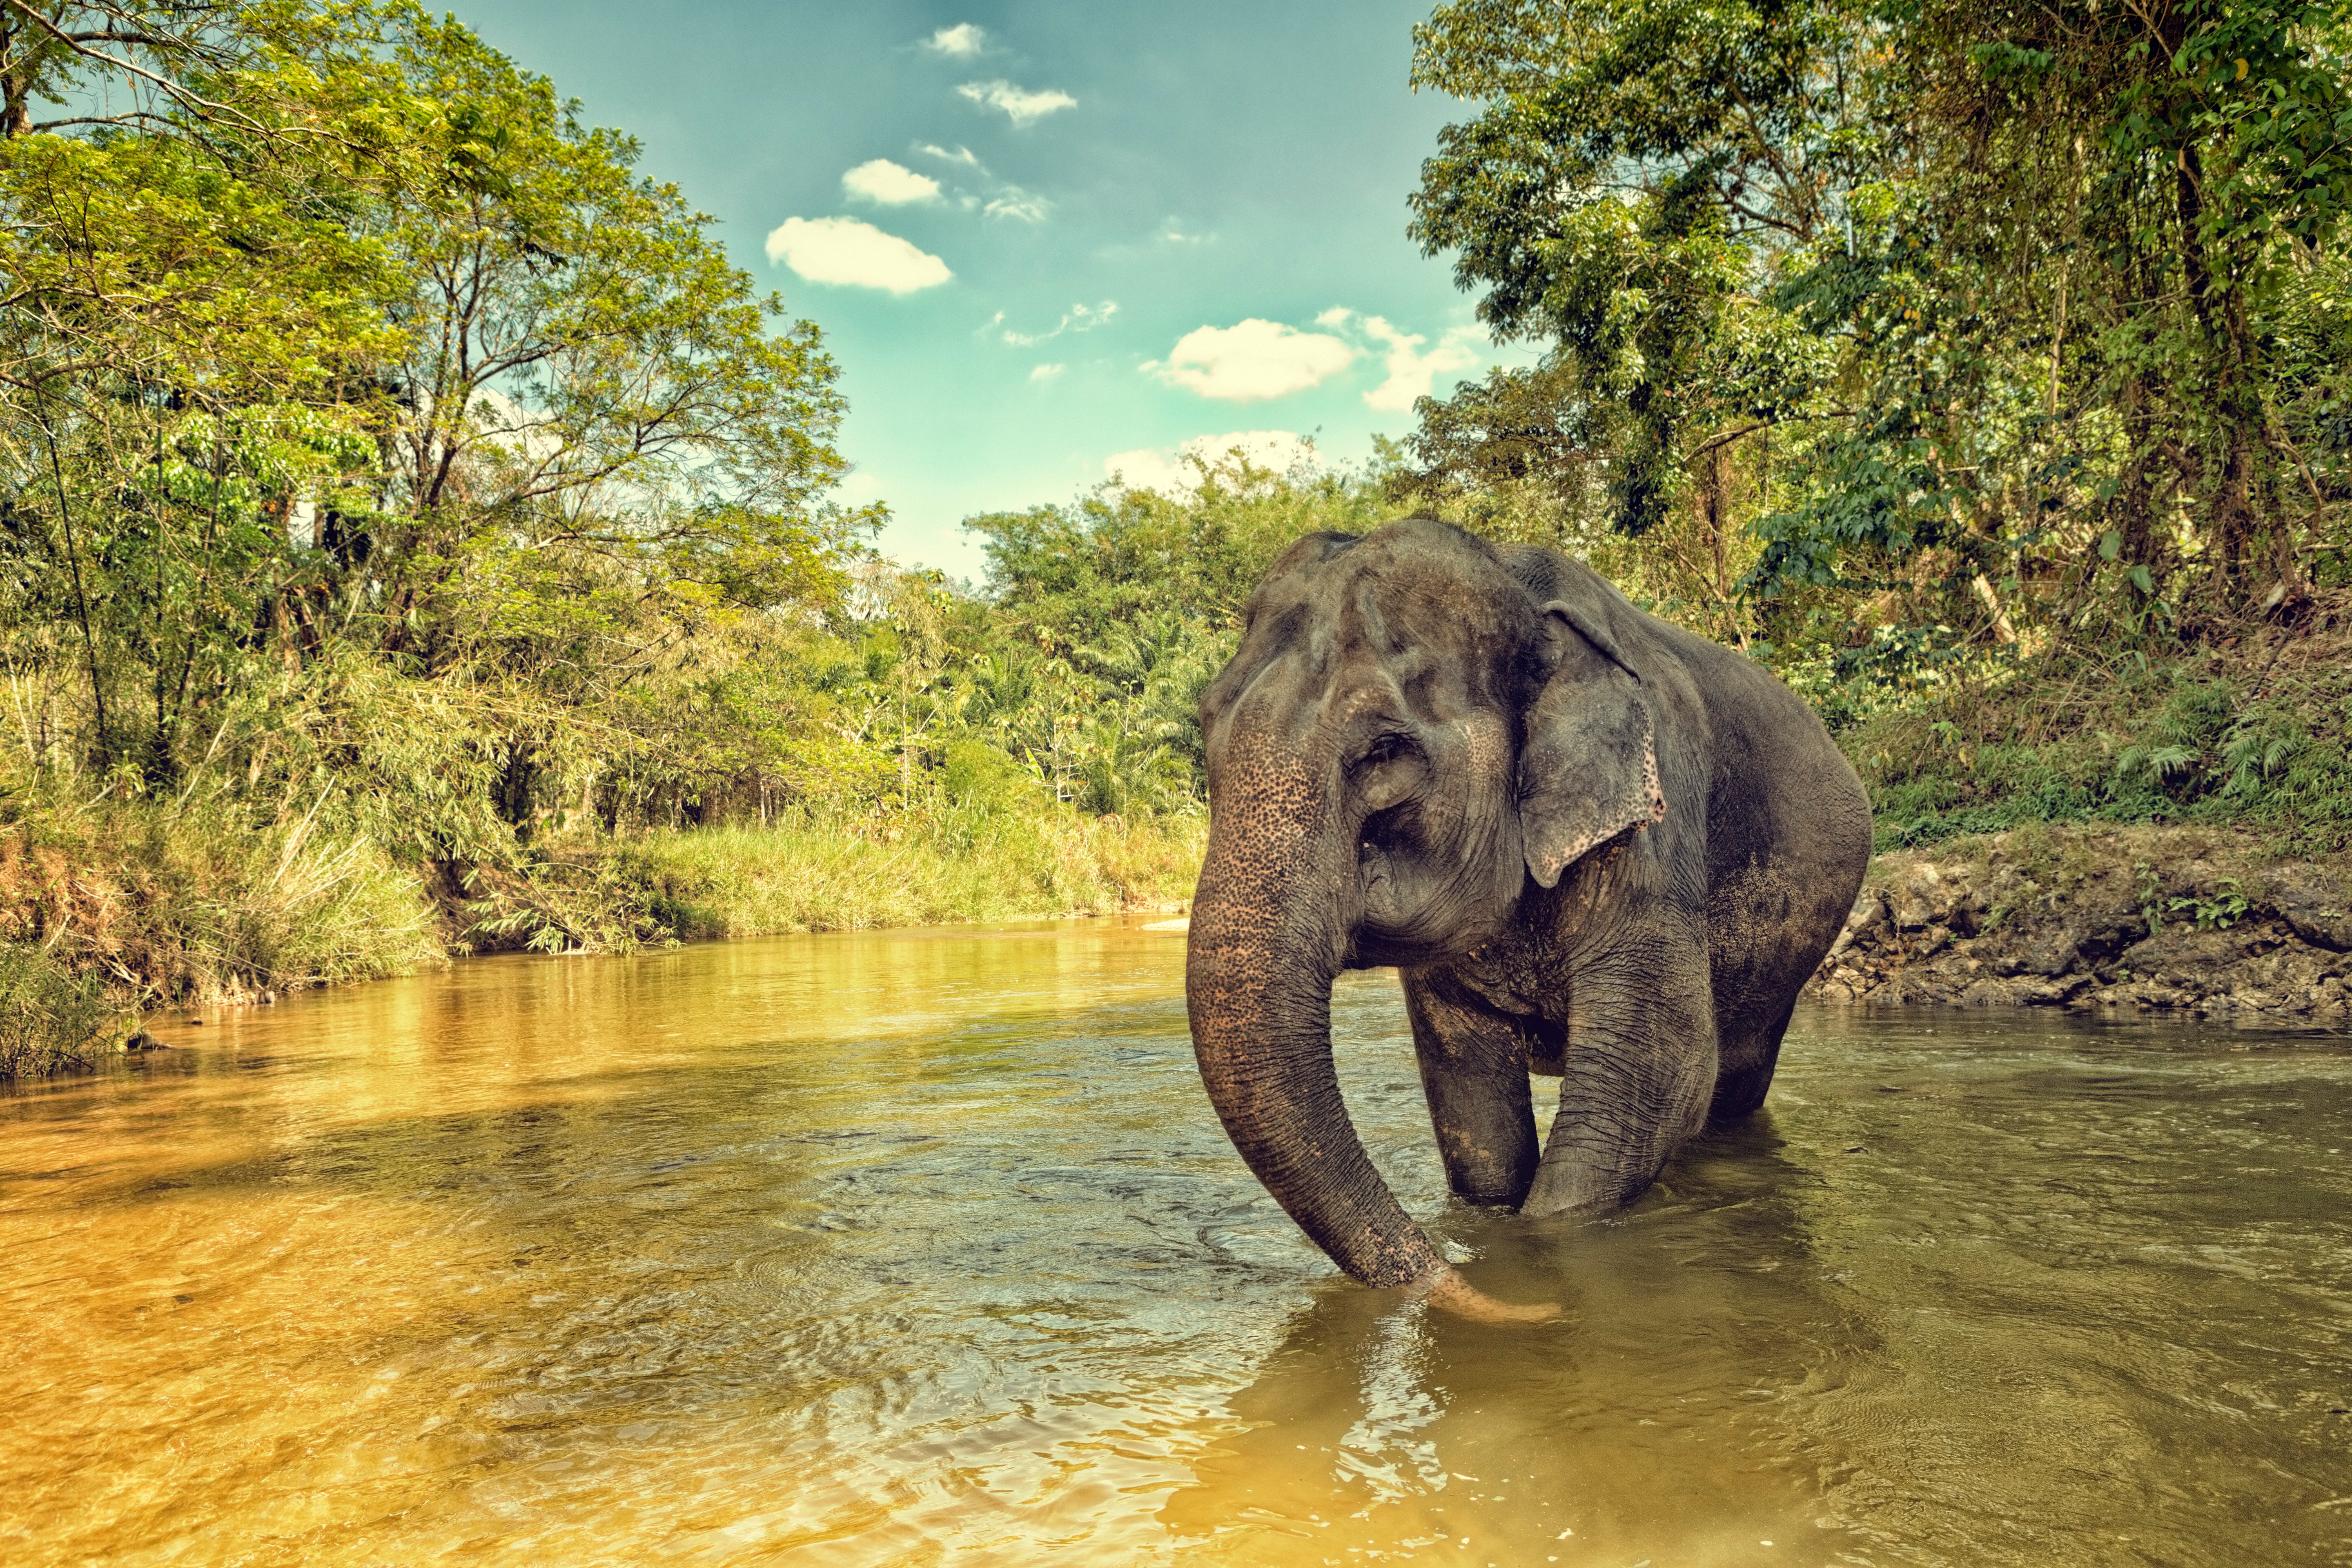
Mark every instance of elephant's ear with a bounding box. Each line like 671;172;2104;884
1518;600;1667;889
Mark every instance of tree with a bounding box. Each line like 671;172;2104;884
0;0;877;828
1401;0;2352;652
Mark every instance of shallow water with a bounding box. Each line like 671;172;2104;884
2;920;2348;1566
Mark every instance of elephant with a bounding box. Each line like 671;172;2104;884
1185;515;1871;1318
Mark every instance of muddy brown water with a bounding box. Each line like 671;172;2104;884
2;920;2348;1566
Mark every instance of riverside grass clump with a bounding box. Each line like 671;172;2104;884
0;941;122;1076
0;800;443;1011
448;810;1206;956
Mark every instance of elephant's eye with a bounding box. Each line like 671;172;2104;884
1350;732;1425;814
1351;731;1419;773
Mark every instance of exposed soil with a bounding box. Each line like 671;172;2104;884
1811;824;2352;1024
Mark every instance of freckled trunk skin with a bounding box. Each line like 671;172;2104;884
1186;811;1443;1290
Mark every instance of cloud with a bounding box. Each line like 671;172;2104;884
842;158;941;206
923;22;986;57
1103;430;1320;494
1029;363;1064;383
902;142;1044;222
1144;319;1354;402
765;217;951;293
1318;308;1488;410
984;188;1050;223
958;79;1077;126
1001;301;1116;346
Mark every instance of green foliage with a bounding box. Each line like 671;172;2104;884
0;941;120;1077
1849;625;2352;853
1400;0;2352;664
958;452;1391;810
0;782;441;1018
2160;876;2252;933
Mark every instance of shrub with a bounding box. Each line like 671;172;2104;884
0;943;120;1077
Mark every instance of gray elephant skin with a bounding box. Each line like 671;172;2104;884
1185;516;1871;1303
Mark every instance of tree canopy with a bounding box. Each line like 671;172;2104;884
1397;0;2352;655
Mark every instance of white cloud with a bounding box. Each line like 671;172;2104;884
1103;430;1321;494
916;142;982;169
984;188;1051;223
1144;318;1355;402
1002;301;1116;346
765;217;951;294
923;22;986;57
1029;363;1064;383
842;158;941;206
1318;308;1489;410
958;79;1077;127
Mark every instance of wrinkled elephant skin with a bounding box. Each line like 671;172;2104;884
1185;517;1871;1305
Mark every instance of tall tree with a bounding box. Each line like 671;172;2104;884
1402;0;2352;643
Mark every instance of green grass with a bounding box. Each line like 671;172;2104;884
0;792;1209;1077
606;806;1206;940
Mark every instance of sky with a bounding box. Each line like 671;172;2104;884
455;0;1528;580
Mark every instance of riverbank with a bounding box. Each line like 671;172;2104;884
1812;823;2352;1024
0;804;1205;1076
13;592;2352;1080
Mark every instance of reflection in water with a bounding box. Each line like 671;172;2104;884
1;922;2346;1566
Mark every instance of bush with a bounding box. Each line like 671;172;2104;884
1834;621;2352;854
0;943;120;1077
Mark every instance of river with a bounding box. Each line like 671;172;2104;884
2;920;2347;1565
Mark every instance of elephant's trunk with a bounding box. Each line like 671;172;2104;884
1185;777;1444;1289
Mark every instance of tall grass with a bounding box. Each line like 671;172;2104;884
1835;601;2352;854
608;806;1206;939
0;800;443;1013
0;941;121;1076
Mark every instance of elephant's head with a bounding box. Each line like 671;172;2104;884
1185;517;1663;1302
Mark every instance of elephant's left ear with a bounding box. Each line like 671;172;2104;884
1518;600;1668;889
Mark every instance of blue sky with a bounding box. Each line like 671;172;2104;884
458;1;1524;579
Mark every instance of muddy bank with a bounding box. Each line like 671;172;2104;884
1812;825;2352;1023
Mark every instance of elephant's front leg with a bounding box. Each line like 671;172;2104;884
1401;969;1539;1207
1523;927;1718;1216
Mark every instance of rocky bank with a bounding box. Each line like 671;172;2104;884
1811;824;2352;1024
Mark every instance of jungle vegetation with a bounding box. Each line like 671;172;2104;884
0;0;2348;1071
1394;0;2352;852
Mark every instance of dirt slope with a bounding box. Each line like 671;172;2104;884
1812;824;2351;1024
